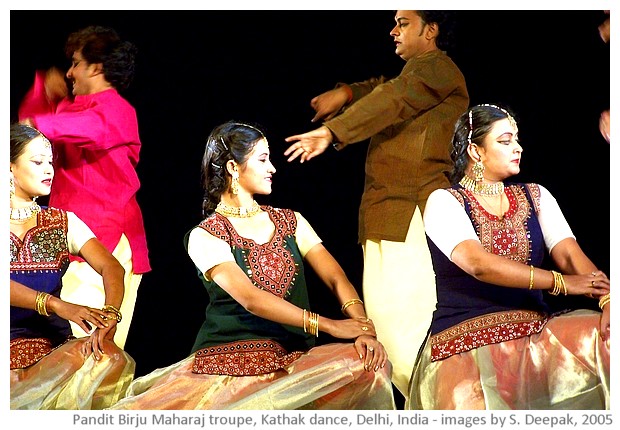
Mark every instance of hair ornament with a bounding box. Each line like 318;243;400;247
467;109;474;144
233;122;266;140
219;136;229;151
22;124;52;149
466;103;517;145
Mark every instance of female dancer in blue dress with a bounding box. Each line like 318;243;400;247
10;123;134;409
408;104;610;410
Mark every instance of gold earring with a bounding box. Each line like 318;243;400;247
10;177;15;200
472;160;485;182
231;174;239;195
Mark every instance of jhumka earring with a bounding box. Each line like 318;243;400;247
231;174;240;195
472;160;485;182
10;177;15;200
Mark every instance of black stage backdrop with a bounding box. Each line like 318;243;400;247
10;10;610;384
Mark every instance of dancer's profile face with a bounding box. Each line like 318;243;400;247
237;138;276;196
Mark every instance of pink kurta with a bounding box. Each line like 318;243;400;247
19;71;150;273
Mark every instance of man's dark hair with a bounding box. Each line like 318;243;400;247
418;11;456;51
65;26;137;91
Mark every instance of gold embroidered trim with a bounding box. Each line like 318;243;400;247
193;339;303;376
10;337;53;369
430;310;548;361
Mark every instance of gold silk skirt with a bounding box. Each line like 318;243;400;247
10;337;135;410
407;309;610;410
109;342;396;410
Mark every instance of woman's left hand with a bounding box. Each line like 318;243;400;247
354;335;388;372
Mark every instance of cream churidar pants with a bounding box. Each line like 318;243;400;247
362;206;436;397
60;234;142;349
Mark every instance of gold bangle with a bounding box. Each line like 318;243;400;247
307;311;319;337
313;313;319;337
35;291;51;316
314;313;320;337
341;298;363;315
529;265;535;290
558;272;567;295
599;293;610;310
303;309;307;333
549;271;559;295
549;271;567;296
103;304;121;314
102;304;122;322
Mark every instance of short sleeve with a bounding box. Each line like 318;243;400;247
537;185;575;252
67;211;96;255
294;212;322;257
423;189;479;261
187;227;236;281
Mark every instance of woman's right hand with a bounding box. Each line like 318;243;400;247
46;296;110;335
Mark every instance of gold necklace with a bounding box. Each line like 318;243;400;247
215;200;261;218
10;200;41;223
459;175;504;196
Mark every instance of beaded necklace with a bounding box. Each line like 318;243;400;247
459;175;504;196
9;200;41;224
215;200;261;218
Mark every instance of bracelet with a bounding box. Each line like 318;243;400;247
341;298;364;315
35;291;51;316
549;271;567;296
529;265;535;290
599;293;610;310
309;312;319;337
303;310;319;337
102;304;122;322
303;309;307;333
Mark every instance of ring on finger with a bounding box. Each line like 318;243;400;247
361;326;369;331
368;346;374;352
592;281;596;287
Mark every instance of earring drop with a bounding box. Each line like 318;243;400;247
472;160;485;182
231;175;239;195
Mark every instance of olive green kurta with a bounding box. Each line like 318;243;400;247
326;49;469;243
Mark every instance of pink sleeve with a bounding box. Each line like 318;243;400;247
27;93;139;151
33;107;110;149
18;71;57;119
